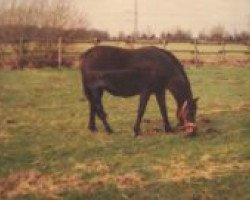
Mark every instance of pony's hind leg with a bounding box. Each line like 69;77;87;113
85;88;97;132
88;100;97;132
92;89;113;133
134;90;150;137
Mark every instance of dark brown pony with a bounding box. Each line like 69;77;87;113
81;46;198;137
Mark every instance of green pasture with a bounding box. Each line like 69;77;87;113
0;67;250;199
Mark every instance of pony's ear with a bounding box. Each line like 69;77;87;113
193;97;199;103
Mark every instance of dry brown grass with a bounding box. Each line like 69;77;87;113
152;154;250;183
0;161;144;199
25;155;246;197
74;160;110;175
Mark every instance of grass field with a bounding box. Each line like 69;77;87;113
0;66;250;199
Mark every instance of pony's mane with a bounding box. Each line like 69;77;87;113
156;47;193;99
158;48;189;83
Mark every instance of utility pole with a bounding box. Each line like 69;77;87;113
134;0;138;40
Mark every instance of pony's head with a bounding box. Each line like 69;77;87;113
178;97;199;136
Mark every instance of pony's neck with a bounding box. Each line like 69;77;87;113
169;78;193;109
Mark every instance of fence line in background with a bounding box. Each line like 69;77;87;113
58;37;62;69
0;38;249;69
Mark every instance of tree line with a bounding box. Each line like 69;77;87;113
118;26;250;43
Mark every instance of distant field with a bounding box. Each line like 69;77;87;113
0;67;250;199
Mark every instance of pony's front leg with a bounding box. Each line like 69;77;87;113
176;107;185;131
155;91;173;133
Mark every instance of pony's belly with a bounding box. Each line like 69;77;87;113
105;86;141;97
87;70;165;96
98;71;147;96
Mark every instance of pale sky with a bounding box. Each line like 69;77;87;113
80;0;250;36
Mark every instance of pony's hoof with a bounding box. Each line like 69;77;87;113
106;128;114;134
134;133;140;138
88;126;97;133
165;126;174;133
133;127;141;137
79;97;86;101
107;131;113;134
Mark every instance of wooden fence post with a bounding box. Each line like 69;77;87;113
247;41;250;58
19;37;24;70
194;39;199;67
163;39;168;49
0;39;3;66
221;40;226;62
58;37;62;69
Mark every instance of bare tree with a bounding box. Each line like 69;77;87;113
0;0;87;40
0;0;87;69
209;25;227;42
118;31;126;40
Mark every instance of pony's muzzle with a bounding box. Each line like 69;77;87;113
184;122;197;136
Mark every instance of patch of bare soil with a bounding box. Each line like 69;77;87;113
142;118;152;124
143;128;162;136
5;119;17;124
152;154;250;183
204;128;220;134
0;161;144;199
142;115;223;137
198;116;220;135
115;173;144;188
140;118;164;136
199;117;211;125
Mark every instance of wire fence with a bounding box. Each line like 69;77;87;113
0;38;249;69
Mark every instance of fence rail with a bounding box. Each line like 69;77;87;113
0;38;249;69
